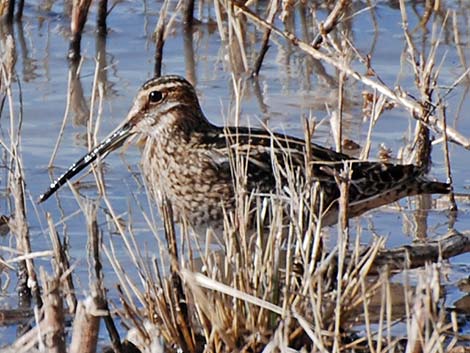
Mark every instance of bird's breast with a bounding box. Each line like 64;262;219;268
141;136;234;226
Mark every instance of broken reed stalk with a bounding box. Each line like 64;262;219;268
154;21;165;78
182;0;194;25
96;0;107;35
69;0;92;61
11;165;41;306
41;268;66;353
367;229;470;272
70;299;101;353
154;0;170;78
251;0;277;77
311;0;349;48
222;0;249;73
336;70;345;153
87;202;123;353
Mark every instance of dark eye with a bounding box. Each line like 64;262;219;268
149;90;163;103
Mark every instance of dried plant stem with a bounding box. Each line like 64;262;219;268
2;0;15;23
69;0;92;61
333;166;351;353
161;198;196;353
96;0;107;35
47;213;77;314
311;0;349;48
251;0;277;77
438;100;457;211
48;62;78;167
336;71;345;153
86;203;123;353
452;11;469;81
41;269;66;353
182;0;194;25
69;299;101;353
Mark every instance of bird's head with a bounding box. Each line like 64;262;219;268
39;75;207;203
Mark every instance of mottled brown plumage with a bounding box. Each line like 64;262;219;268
39;75;450;227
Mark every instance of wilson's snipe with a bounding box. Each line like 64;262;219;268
39;75;450;227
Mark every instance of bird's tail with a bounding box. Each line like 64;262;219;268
416;177;451;195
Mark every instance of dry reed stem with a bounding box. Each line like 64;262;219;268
251;0;278;77
399;0;442;169
96;0;107;35
153;0;168;77
0;0;14;23
69;0;92;61
47;67;75;167
360;93;387;160
83;201;122;352
452;11;470;82
182;0;194;25
69;299;101;353
439;101;457;211
41;269;66;353
217;0;248;74
332;165;351;353
311;0;349;49
152;0;181;77
161;199;197;353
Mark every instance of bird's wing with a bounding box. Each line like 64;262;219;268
197;126;354;192
197;126;434;204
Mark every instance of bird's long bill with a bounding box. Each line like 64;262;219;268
38;122;134;203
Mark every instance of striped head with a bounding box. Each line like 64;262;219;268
128;75;209;136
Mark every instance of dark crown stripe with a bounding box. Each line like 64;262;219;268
142;75;191;91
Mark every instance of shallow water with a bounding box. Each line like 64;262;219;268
1;0;470;346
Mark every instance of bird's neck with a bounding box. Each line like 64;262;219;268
167;105;216;139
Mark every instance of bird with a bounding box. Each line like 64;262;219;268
39;75;450;228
